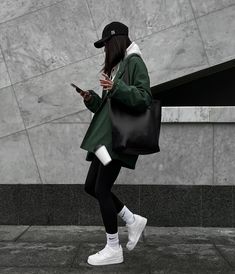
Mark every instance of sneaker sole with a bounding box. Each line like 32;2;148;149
126;217;147;251
87;254;124;266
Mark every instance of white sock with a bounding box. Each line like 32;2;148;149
106;232;120;250
118;205;135;225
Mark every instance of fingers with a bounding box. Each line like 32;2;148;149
99;79;112;86
83;91;92;102
84;93;91;99
100;72;113;89
102;72;111;80
100;79;111;84
80;90;90;98
99;78;113;90
100;83;113;89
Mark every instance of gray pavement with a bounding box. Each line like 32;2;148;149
0;225;235;273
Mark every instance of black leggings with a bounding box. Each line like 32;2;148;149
84;154;124;234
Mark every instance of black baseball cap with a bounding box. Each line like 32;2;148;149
94;21;129;48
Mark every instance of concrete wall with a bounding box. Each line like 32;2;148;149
0;0;235;225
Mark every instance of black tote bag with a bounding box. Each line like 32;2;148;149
107;55;162;155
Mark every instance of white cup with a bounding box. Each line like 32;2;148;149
94;144;112;166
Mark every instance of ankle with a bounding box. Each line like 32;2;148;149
118;205;135;225
106;231;120;250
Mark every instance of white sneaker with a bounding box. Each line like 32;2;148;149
126;214;147;251
87;244;124;266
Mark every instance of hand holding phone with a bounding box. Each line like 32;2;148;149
70;83;92;102
71;83;83;93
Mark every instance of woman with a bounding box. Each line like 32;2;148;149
79;21;152;266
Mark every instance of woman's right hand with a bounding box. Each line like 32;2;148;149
80;90;92;102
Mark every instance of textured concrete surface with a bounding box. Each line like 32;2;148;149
0;225;235;273
0;50;11;89
197;4;235;65
0;86;24;137
1;122;235;185
162;107;235;123
0;131;41;185
137;19;209;86
190;0;235;17
13;54;102;128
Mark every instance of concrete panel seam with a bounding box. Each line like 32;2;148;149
25;113;91;131
85;0;100;43
13;225;31;242
11;52;102;87
188;0;210;66
0;45;44;185
0;0;66;26
212;242;234;269
0;45;12;93
15;97;44;185
0;129;26;141
190;1;235;20
133;17;195;45
48;109;92;124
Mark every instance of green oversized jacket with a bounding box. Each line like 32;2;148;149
80;53;153;169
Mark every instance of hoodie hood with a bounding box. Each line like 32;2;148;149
125;41;142;58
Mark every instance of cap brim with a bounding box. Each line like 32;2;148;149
94;36;110;48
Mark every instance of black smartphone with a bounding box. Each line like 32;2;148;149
70;83;84;93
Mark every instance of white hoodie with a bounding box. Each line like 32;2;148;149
110;41;142;81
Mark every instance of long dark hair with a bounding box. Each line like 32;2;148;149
100;35;132;77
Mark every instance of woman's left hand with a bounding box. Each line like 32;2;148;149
99;73;113;91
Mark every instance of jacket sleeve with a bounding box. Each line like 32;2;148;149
109;56;152;112
83;89;102;113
